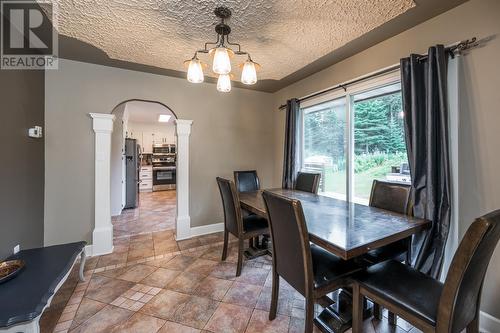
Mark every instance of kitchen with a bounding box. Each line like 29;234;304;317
111;100;177;238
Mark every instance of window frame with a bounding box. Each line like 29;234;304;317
299;70;402;203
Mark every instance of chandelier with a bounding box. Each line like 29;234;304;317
184;6;260;92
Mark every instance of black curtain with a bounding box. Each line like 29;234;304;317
282;98;300;189
401;45;451;278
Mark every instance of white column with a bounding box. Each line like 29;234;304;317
90;113;115;255
175;119;193;240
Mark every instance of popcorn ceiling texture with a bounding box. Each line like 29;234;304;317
49;0;414;80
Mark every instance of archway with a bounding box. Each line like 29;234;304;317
89;101;192;256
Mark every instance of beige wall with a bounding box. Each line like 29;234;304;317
272;0;500;319
44;59;275;245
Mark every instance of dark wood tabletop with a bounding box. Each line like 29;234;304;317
239;188;430;260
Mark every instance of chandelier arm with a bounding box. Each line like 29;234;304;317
204;34;221;51
225;35;241;53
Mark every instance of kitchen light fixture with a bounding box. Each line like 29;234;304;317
158;114;171;122
184;6;260;92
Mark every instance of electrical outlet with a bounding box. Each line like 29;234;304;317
13;245;20;254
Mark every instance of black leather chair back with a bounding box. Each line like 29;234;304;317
234;170;260;193
216;177;243;236
295;172;321;194
369;180;411;215
437;210;500;332
262;190;313;296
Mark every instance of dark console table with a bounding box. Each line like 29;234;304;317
0;242;86;333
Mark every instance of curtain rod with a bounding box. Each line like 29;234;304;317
278;37;479;110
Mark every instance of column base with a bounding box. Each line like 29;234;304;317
92;226;114;256
176;216;191;241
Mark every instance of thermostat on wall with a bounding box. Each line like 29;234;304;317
28;126;43;138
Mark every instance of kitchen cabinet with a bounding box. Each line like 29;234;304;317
139;166;153;192
142;131;154;153
152;132;169;144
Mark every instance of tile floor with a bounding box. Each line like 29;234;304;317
112;190;176;238
39;230;422;333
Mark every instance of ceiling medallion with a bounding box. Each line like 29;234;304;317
184;6;260;92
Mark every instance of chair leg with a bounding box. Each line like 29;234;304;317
352;283;364;333
466;314;479;333
373;303;382;320
249;237;254;248
406;236;412;266
305;296;315;333
221;230;229;261
236;238;244;277
388;311;397;325
269;270;279;320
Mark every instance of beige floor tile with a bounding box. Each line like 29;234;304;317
236;267;269;286
166;271;206;294
185;258;219;276
173;295;219;329
161;255;197;271
204;303;253;333
245;309;290;333
194;276;233;301
70;297;107;329
140;289;190;320
84;275;135;304
109;312;166;333
158;321;200;333
209;261;239;281
223;282;262;308
140;267;181;288
70;305;133;333
115;264;157;282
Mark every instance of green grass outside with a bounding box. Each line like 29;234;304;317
323;160;404;200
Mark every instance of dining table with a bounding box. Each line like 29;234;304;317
239;188;430;333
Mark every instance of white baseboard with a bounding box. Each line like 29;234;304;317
190;222;224;238
480;311;500;333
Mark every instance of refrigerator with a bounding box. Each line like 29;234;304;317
124;138;140;209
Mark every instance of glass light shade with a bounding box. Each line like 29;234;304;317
241;60;257;85
212;47;231;74
187;58;204;83
217;74;231;92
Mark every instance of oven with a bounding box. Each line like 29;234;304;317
153;166;176;191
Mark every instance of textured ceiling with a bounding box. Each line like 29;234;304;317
47;0;415;81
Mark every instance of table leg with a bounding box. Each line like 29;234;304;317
244;235;271;259
314;289;373;333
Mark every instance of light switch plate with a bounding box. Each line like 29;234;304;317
13;244;20;254
28;126;43;138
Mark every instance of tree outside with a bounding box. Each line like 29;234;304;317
303;90;409;203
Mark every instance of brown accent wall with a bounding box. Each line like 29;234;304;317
0;69;45;259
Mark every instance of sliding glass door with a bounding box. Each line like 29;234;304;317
300;71;410;205
302;98;347;200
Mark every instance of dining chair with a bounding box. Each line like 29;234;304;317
352;209;500;333
234;170;268;248
366;180;412;321
216;177;269;276
234;170;260;193
365;180;413;264
262;190;362;333
295;172;321;194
